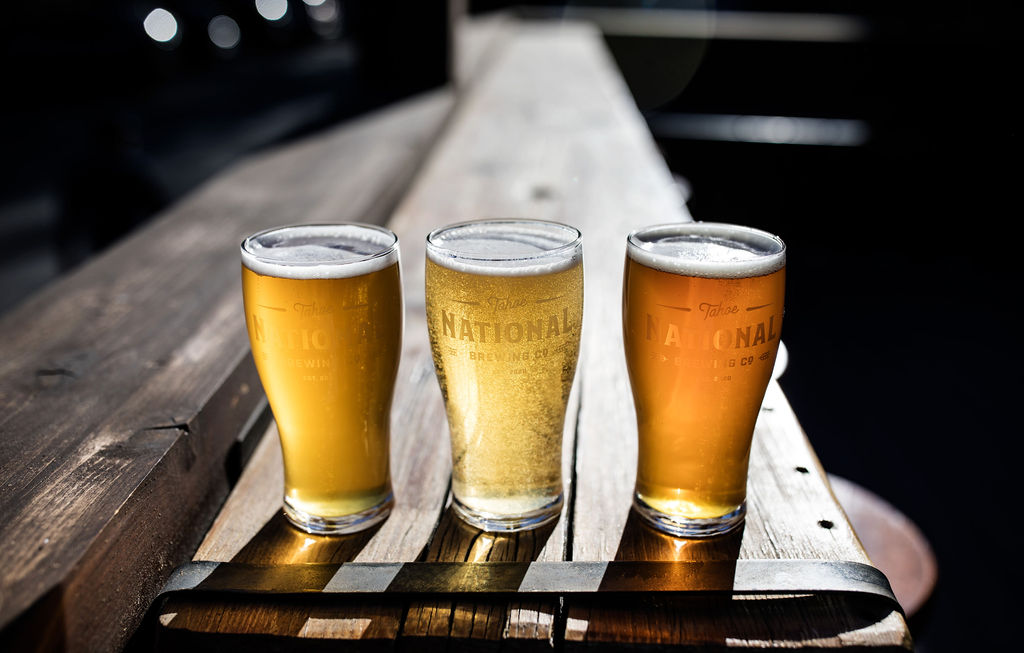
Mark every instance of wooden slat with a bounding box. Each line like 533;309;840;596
451;8;518;89
0;89;454;652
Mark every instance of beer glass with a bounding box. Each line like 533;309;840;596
425;219;583;532
241;224;402;535
623;222;785;537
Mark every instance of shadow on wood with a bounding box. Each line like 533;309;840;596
144;595;409;653
142;510;404;651
565;510;904;650
228;512;383;565
398;505;559;649
1;585;67;653
565;592;904;651
614;508;745;563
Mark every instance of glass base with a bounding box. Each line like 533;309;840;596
283;492;394;536
452;493;563;532
633;494;745;538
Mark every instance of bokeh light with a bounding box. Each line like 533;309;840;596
255;0;289;22
208;15;241;50
143;8;178;44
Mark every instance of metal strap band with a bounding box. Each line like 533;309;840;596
158;560;900;611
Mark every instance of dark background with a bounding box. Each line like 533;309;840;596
0;2;1017;651
0;0;449;307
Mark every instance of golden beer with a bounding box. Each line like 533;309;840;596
623;222;785;537
426;220;583;531
241;224;402;534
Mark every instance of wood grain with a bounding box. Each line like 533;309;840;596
0;89;454;652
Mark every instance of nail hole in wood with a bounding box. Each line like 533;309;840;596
795;466;809;474
532;185;554;200
818;520;834;529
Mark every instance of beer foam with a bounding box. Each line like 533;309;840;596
628;222;785;279
426;220;582;276
241;224;399;279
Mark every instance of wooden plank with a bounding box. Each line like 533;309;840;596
451;7;517;88
0;89;454;653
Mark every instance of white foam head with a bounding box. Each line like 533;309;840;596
627;222;785;279
241;224;399;279
426;219;582;276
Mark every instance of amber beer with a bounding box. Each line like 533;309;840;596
241;224;402;534
426;220;583;531
623;222;785;537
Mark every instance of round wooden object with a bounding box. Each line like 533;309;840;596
828;474;938;618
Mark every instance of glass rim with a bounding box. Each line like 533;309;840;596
240;222;399;269
425;218;582;264
626;221;785;278
627;221;785;254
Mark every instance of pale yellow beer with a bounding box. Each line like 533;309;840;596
241;224;402;534
426;220;583;531
623;222;785;537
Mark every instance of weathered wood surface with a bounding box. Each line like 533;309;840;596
152;20;910;651
0;90;455;652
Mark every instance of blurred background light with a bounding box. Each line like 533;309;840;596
646;113;869;147
255;0;289;22
143;8;178;44
561;7;869;43
304;0;340;37
207;15;241;50
305;0;338;24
